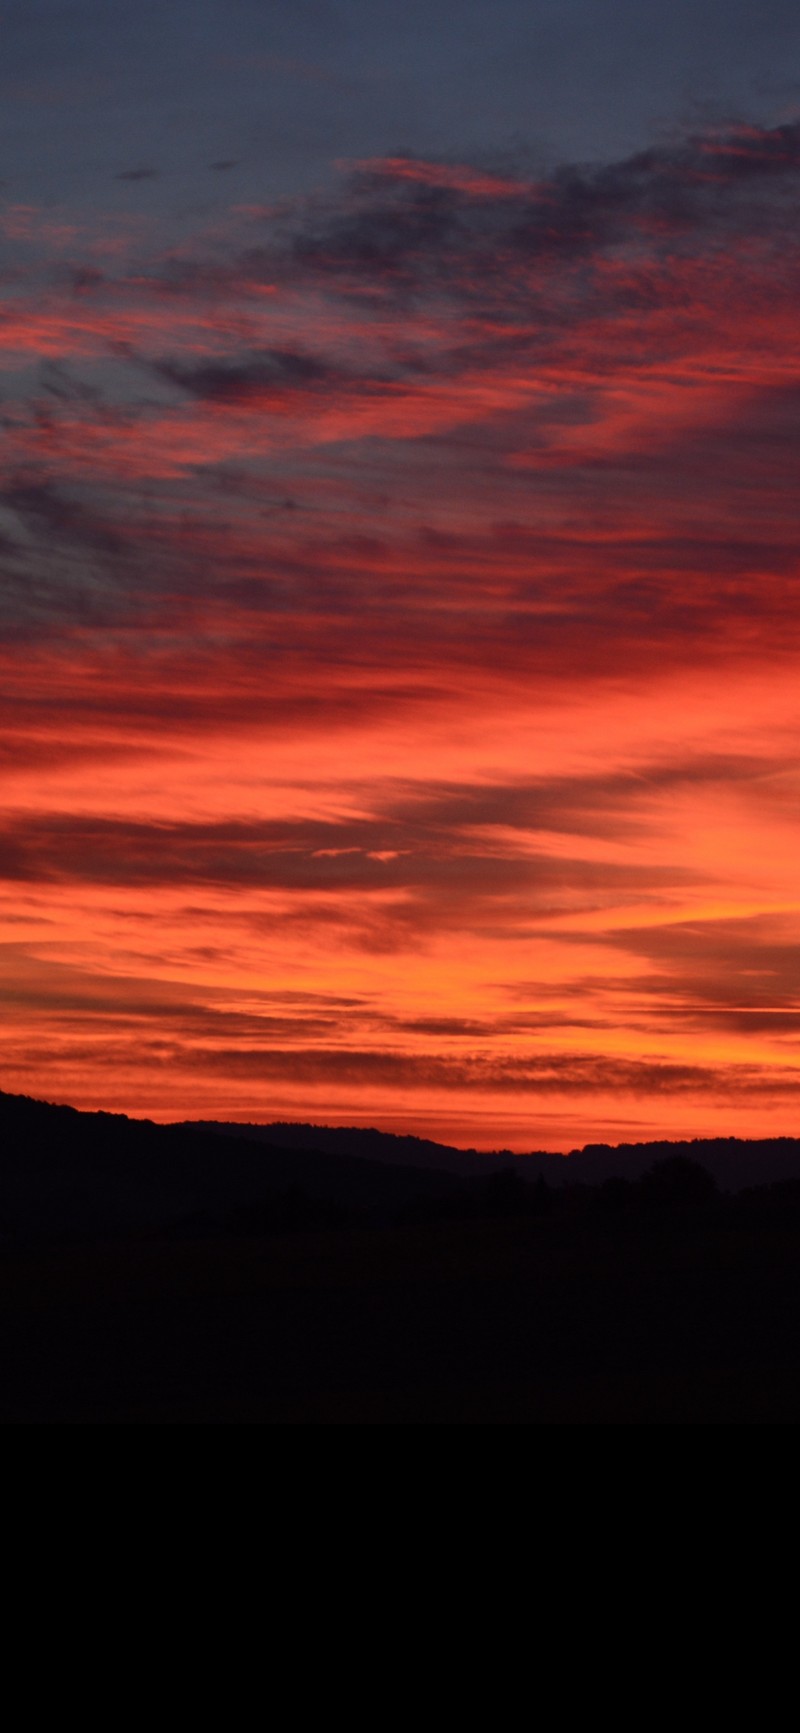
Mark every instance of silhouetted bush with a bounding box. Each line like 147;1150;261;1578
638;1157;718;1209
477;1168;533;1217
596;1176;635;1212
531;1175;554;1215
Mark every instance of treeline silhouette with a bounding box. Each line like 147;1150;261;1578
6;1085;800;1240
4;1088;800;1422
182;1116;800;1192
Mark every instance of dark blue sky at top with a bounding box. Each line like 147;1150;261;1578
2;0;799;212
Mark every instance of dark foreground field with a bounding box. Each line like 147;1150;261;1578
4;1088;800;1422
5;1204;800;1423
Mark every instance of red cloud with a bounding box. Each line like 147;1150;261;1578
3;122;800;1144
344;156;535;199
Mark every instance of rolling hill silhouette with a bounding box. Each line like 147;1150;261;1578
0;1088;466;1238
178;1118;530;1176
181;1115;800;1192
6;1087;800;1421
4;1088;800;1244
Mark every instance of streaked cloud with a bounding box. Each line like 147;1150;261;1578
3;120;800;1145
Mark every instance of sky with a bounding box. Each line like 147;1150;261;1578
2;2;800;1150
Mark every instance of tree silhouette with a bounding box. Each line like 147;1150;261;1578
639;1156;718;1209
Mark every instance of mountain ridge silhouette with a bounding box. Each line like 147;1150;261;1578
0;1087;468;1237
5;1088;800;1422
180;1115;800;1191
3;1088;800;1241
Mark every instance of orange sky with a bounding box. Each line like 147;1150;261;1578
3;125;800;1149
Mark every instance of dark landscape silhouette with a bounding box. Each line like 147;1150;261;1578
181;1116;800;1192
4;1086;800;1423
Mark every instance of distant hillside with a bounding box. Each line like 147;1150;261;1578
7;1089;800;1421
4;1090;800;1247
178;1119;549;1177
179;1117;800;1192
564;1137;800;1192
0;1089;465;1239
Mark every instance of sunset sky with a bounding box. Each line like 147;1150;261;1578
3;1;800;1149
